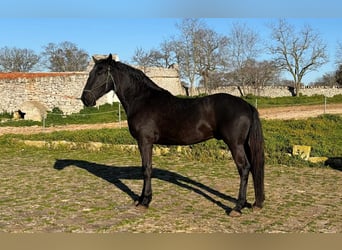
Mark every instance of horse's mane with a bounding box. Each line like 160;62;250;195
114;61;170;93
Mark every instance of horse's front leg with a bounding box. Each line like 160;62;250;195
136;140;153;207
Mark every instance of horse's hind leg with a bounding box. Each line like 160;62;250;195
229;143;251;216
136;139;153;207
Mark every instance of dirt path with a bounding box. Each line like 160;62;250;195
258;103;342;120
0;104;341;136
0;121;128;136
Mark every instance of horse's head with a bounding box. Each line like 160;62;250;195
81;54;115;106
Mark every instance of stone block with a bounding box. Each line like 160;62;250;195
20;101;47;122
293;145;311;160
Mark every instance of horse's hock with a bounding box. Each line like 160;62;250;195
20;101;47;122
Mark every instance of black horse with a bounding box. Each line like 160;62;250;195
81;54;265;216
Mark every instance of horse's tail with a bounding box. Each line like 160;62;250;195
248;105;265;208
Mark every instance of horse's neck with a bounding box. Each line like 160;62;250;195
114;90;130;115
113;65;171;114
116;80;171;117
114;76;147;114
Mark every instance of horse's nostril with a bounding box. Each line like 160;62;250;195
81;91;96;106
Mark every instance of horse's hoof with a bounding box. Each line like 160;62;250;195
136;205;148;211
252;205;262;212
229;209;242;217
244;202;253;209
133;200;148;210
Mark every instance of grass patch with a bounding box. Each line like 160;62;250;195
2;128;136;145
0;103;126;127
2;114;341;167
263;114;342;165
46;103;126;126
243;94;342;108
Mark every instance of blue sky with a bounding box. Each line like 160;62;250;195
1;1;342;83
2;0;341;18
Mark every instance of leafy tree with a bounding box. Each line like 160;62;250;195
0;46;40;72
41;41;89;72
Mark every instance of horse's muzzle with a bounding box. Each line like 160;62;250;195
81;91;96;107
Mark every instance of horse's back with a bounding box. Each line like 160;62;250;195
133;93;253;145
210;93;253;116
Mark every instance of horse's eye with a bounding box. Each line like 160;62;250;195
95;66;105;75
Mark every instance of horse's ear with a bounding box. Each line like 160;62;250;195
108;54;113;62
92;56;99;64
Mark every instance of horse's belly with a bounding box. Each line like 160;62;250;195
157;122;214;145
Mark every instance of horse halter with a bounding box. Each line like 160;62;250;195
83;66;117;100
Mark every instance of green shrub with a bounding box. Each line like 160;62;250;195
0;111;13;120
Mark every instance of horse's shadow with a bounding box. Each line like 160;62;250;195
53;159;237;214
325;157;342;171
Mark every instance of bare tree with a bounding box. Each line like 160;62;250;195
159;39;178;68
335;64;342;86
313;72;336;87
172;18;204;95
132;40;177;69
193;27;229;93
132;19;229;94
41;41;89;72
333;41;342;87
335;41;342;65
199;71;229;89
227;22;261;94
0;47;40;72
172;18;230;94
268;19;328;96
257;60;280;87
239;59;279;89
132;47;153;70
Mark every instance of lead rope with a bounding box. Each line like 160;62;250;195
83;66;117;100
107;66;117;93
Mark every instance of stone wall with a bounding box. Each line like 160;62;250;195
0;64;183;115
136;64;183;95
0;72;88;115
1;62;341;117
194;85;342;98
